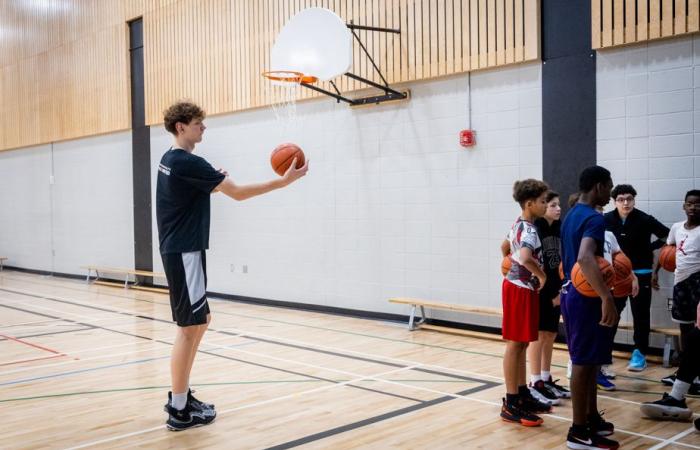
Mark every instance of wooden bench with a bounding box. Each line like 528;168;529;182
389;297;679;367
82;265;168;294
0;257;6;271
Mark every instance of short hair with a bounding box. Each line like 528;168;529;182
685;190;700;201
512;179;549;207
568;192;580;208
578;166;611;192
163;101;205;135
610;184;637;199
545;190;560;203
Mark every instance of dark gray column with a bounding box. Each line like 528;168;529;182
542;0;596;210
129;19;153;279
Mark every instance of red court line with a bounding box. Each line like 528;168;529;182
0;332;65;355
0;354;66;366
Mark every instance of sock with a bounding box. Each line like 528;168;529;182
670;380;691;401
530;374;542;384
518;385;529;397
541;371;551;382
172;391;188;410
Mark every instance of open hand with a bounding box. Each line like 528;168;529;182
282;157;309;185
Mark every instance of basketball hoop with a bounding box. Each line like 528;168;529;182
261;71;318;84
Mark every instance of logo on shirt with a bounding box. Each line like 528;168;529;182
158;163;171;176
679;236;688;255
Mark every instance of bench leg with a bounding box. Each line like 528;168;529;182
408;306;417;330
124;274;130;288
663;335;672;368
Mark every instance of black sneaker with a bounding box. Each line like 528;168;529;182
687;382;700;398
499;398;543;427
188;389;216;413
164;391;216;417
640;393;692;420
521;390;553;414
165;402;216;431
566;426;619;449
588;410;614;436
661;372;677;386
544;376;572;399
530;380;561;405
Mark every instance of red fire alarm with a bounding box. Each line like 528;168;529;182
460;129;476;147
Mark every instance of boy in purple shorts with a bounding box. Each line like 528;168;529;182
560;166;619;450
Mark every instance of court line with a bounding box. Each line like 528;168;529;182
0;331;66;355
64;364;421;450
0;354;67;367
648;426;699;450
3;281;697;448
0;318;65;329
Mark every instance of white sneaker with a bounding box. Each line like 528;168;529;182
566;359;572;379
601;364;616;379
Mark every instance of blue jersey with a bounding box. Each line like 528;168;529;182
560;203;605;280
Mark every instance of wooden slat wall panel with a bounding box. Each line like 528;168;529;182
595;0;700;49
1;0;540;150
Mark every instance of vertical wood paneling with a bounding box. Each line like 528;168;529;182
595;0;700;49
2;0;541;150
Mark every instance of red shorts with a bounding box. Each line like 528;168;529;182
502;279;539;342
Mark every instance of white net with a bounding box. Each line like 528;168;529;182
264;72;305;138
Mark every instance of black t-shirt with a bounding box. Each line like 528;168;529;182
156;148;226;254
604;208;669;270
535;217;562;300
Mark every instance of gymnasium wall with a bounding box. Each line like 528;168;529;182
0;132;135;275
149;62;542;327
597;34;700;332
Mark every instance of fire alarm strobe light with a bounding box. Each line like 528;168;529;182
460;129;476;147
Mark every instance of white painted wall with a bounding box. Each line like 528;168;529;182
0;132;134;275
0;144;53;272
151;62;543;326
597;35;700;337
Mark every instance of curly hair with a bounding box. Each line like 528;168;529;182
163;101;205;135
512;179;549;207
610;184;637;199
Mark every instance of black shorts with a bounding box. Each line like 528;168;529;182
161;250;210;327
672;271;700;324
538;289;561;333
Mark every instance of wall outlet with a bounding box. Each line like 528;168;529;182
242;265;248;274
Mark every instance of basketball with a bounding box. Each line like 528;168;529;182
612;251;633;282
271;142;305;176
613;273;635;297
501;255;512;276
659;245;676;272
571;256;614;297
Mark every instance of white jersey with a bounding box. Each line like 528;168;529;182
667;221;700;284
603;230;621;264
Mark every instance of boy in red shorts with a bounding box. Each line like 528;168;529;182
500;179;550;426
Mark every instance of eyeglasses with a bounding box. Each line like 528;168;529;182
615;197;635;204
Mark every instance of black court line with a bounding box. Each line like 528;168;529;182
0;326;96;342
265;384;498;450
0;287;504;444
0;293;428;403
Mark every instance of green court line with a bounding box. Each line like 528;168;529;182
0;273;670;384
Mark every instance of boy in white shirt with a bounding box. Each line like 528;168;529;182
642;190;700;423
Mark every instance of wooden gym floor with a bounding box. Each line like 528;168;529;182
1;270;698;449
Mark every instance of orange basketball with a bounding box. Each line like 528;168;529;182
501;255;512;276
571;256;614;297
270;143;305;176
613;273;635;297
612;251;633;282
659;245;676;272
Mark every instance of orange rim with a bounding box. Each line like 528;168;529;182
262;70;318;84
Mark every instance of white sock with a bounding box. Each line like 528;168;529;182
541;371;551;382
670;380;691;401
172;391;188;410
531;374;542;384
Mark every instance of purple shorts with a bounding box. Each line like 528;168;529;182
560;283;614;366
